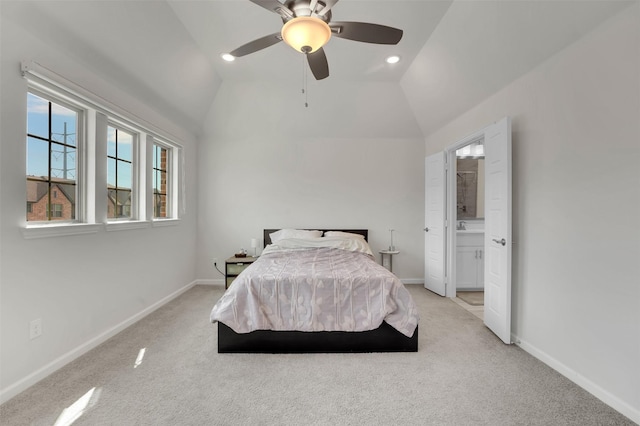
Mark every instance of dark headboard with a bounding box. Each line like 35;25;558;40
263;229;368;247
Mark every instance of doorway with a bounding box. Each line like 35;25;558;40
450;140;485;319
424;117;512;343
452;139;486;319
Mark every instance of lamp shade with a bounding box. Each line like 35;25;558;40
250;238;258;248
281;16;331;53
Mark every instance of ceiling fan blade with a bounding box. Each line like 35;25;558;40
249;0;294;19
307;48;329;80
229;33;282;57
330;21;403;45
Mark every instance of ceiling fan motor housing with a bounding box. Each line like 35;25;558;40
282;1;333;23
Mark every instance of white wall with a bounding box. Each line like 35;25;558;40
407;4;640;422
0;12;199;402
196;79;426;282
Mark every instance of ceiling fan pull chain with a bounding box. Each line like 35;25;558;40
301;53;305;96
305;68;309;108
302;54;309;108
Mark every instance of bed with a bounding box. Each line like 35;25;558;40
210;229;419;353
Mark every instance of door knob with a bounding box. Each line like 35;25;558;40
424;227;429;232
492;238;506;246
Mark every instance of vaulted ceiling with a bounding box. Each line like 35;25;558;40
2;0;632;136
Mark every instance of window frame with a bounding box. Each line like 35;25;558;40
150;138;184;221
106;122;138;222
47;203;64;218
26;86;86;225
21;61;183;239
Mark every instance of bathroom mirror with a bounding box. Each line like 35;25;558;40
456;143;485;219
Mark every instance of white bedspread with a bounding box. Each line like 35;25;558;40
210;237;419;337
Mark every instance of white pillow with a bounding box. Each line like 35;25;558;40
269;229;322;243
324;231;365;240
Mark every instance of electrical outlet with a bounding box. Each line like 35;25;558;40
212;257;218;266
29;318;42;340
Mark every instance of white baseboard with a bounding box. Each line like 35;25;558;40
0;280;197;405
514;335;640;424
401;279;424;285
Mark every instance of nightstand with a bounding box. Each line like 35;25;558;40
379;250;400;273
225;256;257;289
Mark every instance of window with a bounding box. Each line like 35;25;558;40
153;143;170;219
26;91;80;222
47;203;63;218
107;126;134;219
22;61;183;237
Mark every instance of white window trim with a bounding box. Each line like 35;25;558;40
151;138;183;222
106;221;150;232
151;219;180;227
106;121;139;222
22;223;103;239
21;61;185;239
26;86;88;226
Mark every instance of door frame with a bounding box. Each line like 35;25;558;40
424;152;447;296
445;130;486;298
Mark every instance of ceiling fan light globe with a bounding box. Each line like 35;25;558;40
281;16;331;54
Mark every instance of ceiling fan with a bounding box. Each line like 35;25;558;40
227;0;404;80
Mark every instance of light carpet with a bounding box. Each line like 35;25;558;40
0;285;634;425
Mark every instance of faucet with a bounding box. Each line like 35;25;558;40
458;221;466;230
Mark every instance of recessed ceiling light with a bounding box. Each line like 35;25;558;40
385;55;400;64
221;53;235;62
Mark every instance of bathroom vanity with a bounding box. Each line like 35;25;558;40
456;229;485;290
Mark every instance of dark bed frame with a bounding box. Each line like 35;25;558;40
217;229;418;353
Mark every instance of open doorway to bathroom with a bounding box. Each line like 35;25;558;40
425;117;511;341
452;140;485;319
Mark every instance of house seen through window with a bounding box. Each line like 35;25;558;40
153;143;169;218
26;91;78;222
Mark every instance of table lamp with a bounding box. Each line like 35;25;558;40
251;238;258;257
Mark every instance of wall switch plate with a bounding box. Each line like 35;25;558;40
29;318;42;340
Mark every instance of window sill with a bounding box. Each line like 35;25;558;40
106;220;150;232
22;223;103;239
152;218;180;227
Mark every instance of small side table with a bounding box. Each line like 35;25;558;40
225;256;257;289
379;250;400;272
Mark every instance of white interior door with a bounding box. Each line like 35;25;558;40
483;117;512;344
424;152;446;296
